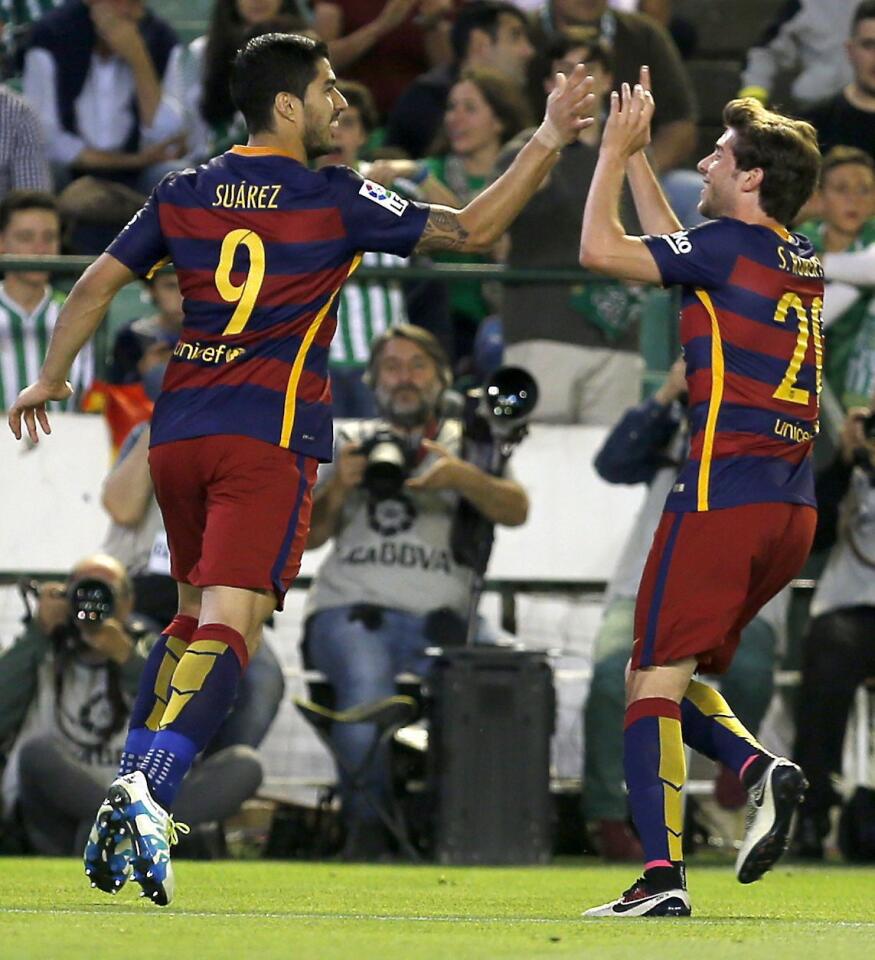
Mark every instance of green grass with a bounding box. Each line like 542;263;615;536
1;858;874;959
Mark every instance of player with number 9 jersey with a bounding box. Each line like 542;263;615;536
108;150;427;460
105;148;428;602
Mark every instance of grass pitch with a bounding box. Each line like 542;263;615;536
1;858;874;959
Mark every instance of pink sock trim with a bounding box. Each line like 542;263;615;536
739;754;760;781
645;859;674;870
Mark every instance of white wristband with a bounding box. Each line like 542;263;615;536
533;117;564;152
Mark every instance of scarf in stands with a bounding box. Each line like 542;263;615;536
29;0;176;153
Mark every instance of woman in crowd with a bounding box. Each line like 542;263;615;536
164;0;307;164
369;67;530;367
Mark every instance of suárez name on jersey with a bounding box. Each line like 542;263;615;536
212;182;282;210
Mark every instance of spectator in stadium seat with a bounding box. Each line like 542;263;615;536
0;554;262;856
22;0;184;250
739;0;857;112
495;36;645;425
312;80;418;418
303;325;528;859
312;0;456;119
368;68;531;369
100;421;287;757
385;1;535;160
585;360;787;859
0;85;52;203
107;269;183;387
792;399;875;859
0;0;64;72
0;190;93;412
802;1;875;161
527;1;696;175
163;0;308;165
797;147;875;410
606;1;696;60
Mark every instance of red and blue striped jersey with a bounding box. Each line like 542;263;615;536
107;146;429;460
643;217;823;512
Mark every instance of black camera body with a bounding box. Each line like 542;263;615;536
358;428;417;501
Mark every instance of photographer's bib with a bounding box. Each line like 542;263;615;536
306;420;475;618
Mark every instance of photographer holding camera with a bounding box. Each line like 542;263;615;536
792;400;875;859
304;324;529;859
0;554;261;856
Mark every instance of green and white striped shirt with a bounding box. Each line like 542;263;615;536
0;0;63;50
330;250;408;369
0;283;93;411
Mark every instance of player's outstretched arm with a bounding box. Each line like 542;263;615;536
580;82;663;284
625;66;683;236
8;253;137;442
415;64;596;254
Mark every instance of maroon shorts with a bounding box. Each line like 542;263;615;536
632;502;816;675
149;435;318;609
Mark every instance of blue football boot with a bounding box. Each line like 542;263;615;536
83;795;134;894
106;771;189;906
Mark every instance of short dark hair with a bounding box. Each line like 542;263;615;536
365;324;452;390
230;32;329;135
0;190;60;233
852;0;875;32
722;98;821;225
450;1;528;63
545;31;613;76
337;80;378;135
820;145;875;184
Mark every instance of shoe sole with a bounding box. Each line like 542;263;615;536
107;783;170;907
84;809;129;894
736;764;808;884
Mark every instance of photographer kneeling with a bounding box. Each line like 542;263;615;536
0;554;262;856
793;400;875;859
305;325;529;859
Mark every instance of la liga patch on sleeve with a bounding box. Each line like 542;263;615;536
358;179;409;216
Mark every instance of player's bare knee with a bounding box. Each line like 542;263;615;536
625;659;697;706
177;582;202;620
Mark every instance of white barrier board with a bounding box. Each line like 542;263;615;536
2;414;644;580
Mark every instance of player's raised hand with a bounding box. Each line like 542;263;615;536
7;379;72;443
534;63;596;150
601;79;655;160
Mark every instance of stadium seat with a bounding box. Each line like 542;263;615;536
294;684;421;860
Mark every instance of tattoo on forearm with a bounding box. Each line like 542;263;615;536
416;207;470;252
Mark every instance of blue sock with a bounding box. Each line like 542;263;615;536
623;697;685;870
139;623;248;810
117;615;197;776
681;679;768;780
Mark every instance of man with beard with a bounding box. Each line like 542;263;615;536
303;324;528;859
8;34;591;903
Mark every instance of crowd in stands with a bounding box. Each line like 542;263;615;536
2;0;875;863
